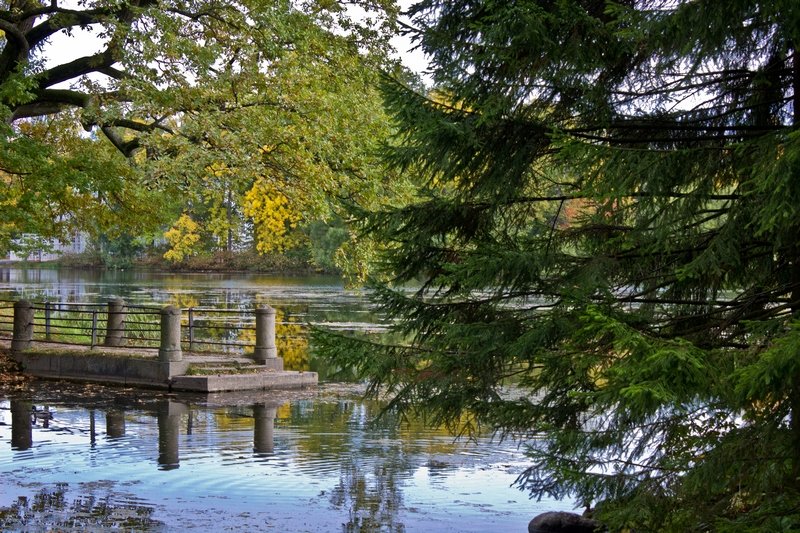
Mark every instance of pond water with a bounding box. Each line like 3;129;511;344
0;267;574;531
0;382;575;532
0;267;375;330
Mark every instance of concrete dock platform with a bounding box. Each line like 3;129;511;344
3;340;317;392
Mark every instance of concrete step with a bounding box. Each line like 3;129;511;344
171;370;317;392
186;365;263;375
189;360;259;368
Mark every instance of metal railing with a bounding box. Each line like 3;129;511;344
183;307;257;353
0;300;14;340
0;300;163;349
0;299;301;357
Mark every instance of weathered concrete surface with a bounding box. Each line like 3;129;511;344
158;305;183;362
8;342;317;392
104;298;126;347
170;370;317;392
11;301;34;353
258;357;284;371
253;305;278;363
17;351;189;388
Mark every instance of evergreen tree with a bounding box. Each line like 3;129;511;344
318;1;800;530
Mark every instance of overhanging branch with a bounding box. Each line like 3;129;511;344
0;19;30;58
39;49;118;88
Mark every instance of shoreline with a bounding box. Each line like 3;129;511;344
0;254;339;277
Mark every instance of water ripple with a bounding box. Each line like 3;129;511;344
0;383;569;532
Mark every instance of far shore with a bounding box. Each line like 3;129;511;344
1;250;338;277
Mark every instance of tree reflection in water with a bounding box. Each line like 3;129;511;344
331;462;406;532
288;400;459;532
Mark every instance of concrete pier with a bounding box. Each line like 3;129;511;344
8;345;317;392
7;300;318;393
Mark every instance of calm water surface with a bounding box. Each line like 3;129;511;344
0;268;373;329
0;268;574;531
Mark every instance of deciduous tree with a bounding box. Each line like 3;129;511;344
0;0;400;255
163;212;199;262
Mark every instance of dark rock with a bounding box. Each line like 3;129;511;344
528;511;605;533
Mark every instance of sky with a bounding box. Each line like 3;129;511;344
393;0;431;80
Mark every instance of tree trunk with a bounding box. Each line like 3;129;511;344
226;187;233;252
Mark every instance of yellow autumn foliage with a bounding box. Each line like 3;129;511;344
163;214;201;262
243;180;303;253
276;314;309;371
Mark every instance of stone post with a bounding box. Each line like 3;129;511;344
159;305;182;362
104;298;126;347
11;300;34;354
254;305;282;370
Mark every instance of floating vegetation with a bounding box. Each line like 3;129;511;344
0;483;165;532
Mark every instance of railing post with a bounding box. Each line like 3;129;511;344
11;300;34;354
188;307;195;352
104;297;126;347
90;309;98;348
45;301;51;340
253;305;282;370
159;306;183;362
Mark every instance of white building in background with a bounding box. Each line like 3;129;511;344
4;232;88;262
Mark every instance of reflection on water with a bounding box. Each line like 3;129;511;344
0;382;573;531
10;400;32;450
